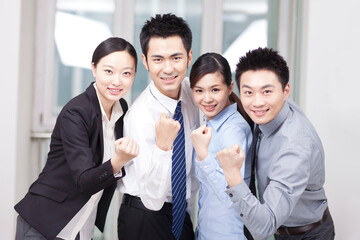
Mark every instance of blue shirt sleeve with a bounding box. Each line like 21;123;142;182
195;121;251;206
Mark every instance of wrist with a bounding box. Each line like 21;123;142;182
110;154;126;174
197;151;208;161
223;168;243;188
156;141;173;151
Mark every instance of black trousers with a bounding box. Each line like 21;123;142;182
15;215;80;240
117;195;194;240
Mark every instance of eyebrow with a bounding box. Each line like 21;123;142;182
195;84;221;89
150;52;184;58
241;84;275;89
102;65;134;70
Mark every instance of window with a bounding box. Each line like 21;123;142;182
33;0;115;132
54;0;114;111
223;0;271;72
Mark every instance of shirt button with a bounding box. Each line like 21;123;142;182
240;213;243;217
229;193;233;197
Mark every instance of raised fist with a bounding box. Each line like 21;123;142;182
190;125;212;161
155;113;181;151
217;144;245;171
217;144;245;187
111;137;139;173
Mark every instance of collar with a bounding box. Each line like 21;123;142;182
85;82;101;115
259;100;289;137
93;83;123;123
207;103;237;131
149;81;187;114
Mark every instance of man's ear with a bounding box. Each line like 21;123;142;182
142;54;149;71
284;83;290;100
187;50;193;68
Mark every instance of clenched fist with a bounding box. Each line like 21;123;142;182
155;113;181;151
111;137;139;174
190;125;212;161
217;144;245;187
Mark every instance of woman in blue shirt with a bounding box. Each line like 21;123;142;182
190;52;253;240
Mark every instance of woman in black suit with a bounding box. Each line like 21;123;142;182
15;37;139;240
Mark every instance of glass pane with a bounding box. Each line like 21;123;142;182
132;0;202;102
222;0;273;92
54;0;114;115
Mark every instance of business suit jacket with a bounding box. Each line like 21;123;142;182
15;83;127;240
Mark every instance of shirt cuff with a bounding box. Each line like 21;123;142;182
114;167;126;179
153;144;173;162
225;181;251;202
197;155;217;173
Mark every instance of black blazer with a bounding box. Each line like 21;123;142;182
15;83;127;239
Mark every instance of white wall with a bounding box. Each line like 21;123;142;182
0;0;35;238
301;0;360;239
0;0;21;238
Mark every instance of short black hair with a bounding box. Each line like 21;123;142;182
92;37;138;71
235;47;289;90
140;13;192;58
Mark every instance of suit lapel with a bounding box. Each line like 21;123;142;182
85;83;104;166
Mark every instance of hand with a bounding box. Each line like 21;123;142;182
111;137;139;174
217;144;245;187
155;113;181;151
190;124;212;161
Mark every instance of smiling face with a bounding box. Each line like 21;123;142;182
239;69;289;125
92;50;135;112
192;72;233;120
142;35;192;99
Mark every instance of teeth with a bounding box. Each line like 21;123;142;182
204;105;215;110
162;77;175;80
254;110;266;114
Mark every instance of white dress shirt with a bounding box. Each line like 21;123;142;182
118;78;200;212
57;83;123;240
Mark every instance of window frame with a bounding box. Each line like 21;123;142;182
33;0;57;132
32;0;302;133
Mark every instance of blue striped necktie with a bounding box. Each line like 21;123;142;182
171;101;186;240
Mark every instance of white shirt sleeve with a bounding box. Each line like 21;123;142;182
122;102;173;211
118;80;200;211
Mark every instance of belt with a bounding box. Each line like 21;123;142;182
122;194;173;215
276;207;330;236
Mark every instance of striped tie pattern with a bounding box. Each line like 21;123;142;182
171;101;186;240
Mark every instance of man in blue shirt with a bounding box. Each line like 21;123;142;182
217;47;335;240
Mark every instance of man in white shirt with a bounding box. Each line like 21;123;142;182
117;13;199;240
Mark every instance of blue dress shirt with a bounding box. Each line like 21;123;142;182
194;103;252;240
